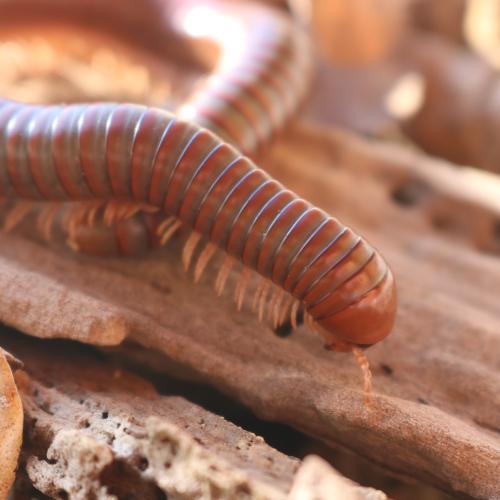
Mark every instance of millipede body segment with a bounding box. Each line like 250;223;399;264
172;0;312;155
0;99;396;351
0;0;313;257
0;0;312;156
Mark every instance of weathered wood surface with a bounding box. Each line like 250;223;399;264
0;120;498;498
1;331;386;500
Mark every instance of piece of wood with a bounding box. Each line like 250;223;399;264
0;347;23;500
0;121;499;498
2;331;387;499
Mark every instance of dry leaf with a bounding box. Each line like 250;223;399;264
0;348;23;499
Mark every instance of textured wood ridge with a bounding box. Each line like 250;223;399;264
0;121;498;498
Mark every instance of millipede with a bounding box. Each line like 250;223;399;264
0;0;312;256
0;0;312;156
0;0;397;402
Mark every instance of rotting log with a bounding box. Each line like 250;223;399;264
0;121;498;498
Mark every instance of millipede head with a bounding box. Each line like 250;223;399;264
313;269;397;352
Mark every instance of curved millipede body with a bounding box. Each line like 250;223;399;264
0;0;312;155
0;99;397;351
172;0;312;154
0;0;312;256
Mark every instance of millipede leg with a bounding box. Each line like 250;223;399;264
138;203;160;214
156;215;176;237
193;242;217;283
36;202;61;241
290;301;300;329
63;203;91;239
269;288;285;328
116;203;138;221
116;201;157;222
234;267;251;311
278;295;295;327
258;281;272;322
103;201;120;226
4;201;35;232
86;202;104;227
251;278;269;312
159;219;182;246
182;231;202;271
266;287;278;321
303;311;314;331
214;255;234;296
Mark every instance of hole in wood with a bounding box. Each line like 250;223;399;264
391;180;428;207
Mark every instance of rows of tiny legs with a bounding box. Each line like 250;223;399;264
1;198;373;403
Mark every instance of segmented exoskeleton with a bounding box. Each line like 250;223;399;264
173;0;312;155
0;99;397;355
0;0;312;155
0;0;397;400
0;0;312;256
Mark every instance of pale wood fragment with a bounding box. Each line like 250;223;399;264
289;455;387;500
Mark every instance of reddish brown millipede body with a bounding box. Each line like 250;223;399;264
0;99;397;351
0;0;397;400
